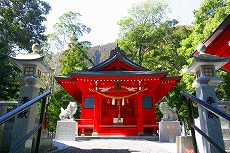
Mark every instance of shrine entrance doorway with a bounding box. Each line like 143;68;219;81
99;98;138;135
101;98;136;125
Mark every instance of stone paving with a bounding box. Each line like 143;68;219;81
50;139;176;153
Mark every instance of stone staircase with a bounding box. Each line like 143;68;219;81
219;104;230;152
76;135;159;141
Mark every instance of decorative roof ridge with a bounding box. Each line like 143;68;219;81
109;44;127;57
88;45;148;71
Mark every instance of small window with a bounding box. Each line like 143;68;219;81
196;69;200;78
142;97;153;109
204;68;214;76
84;97;94;109
24;67;35;75
37;69;42;78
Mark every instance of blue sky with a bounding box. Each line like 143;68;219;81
43;0;204;46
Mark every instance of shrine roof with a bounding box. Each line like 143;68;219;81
55;46;182;103
193;14;230;72
88;46;148;71
69;70;169;78
55;74;181;103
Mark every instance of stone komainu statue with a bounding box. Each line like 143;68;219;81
59;102;78;120
159;102;178;121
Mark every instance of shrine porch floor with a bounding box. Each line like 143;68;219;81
46;136;177;153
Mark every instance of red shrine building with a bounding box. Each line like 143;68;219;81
193;14;230;72
55;46;181;136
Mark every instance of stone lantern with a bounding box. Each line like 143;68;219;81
183;43;229;153
10;44;54;87
9;44;54;152
183;44;229;88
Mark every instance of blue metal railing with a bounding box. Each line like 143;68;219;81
0;90;51;153
182;91;230;153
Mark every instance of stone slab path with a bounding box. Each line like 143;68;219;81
50;139;176;153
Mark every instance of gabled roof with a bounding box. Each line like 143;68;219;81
88;46;148;71
55;46;181;103
193;14;230;72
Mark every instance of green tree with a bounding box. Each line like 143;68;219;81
143;21;193;74
46;89;80;132
0;0;51;51
45;12;92;131
116;0;170;65
180;0;230;59
217;71;230;100
0;0;51;100
59;35;91;75
178;0;230;124
116;0;193;122
0;42;20;100
180;0;230;100
45;11;93;75
52;11;91;50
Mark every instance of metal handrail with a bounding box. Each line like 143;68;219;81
0;90;51;153
182;91;230;153
182;91;230;121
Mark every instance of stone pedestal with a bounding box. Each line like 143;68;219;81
194;118;204;153
92;132;98;136
55;120;76;141
159;121;181;142
0;105;7;149
138;132;145;136
195;77;225;153
176;136;193;153
40;129;52;148
0;102;18;152
10;76;40;153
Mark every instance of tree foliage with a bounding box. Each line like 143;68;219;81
0;0;51;100
59;35;91;75
116;0;230;124
0;42;20;100
45;0;230;131
180;0;230;59
116;0;170;65
44;11;93;75
116;0;193;122
0;0;51;51
46;12;92;131
180;0;230;102
46;89;81;132
52;11;91;50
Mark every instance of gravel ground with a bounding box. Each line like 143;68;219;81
50;139;176;153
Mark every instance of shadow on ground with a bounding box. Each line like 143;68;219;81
52;146;138;153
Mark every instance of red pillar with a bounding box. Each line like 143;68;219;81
152;95;157;134
137;93;144;136
81;128;85;135
92;95;99;136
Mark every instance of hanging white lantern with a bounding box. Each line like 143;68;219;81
112;98;115;105
122;98;125;106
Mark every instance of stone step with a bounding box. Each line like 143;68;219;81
220;118;230;128
222;129;230;139
224;139;230;150
76;135;159;141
